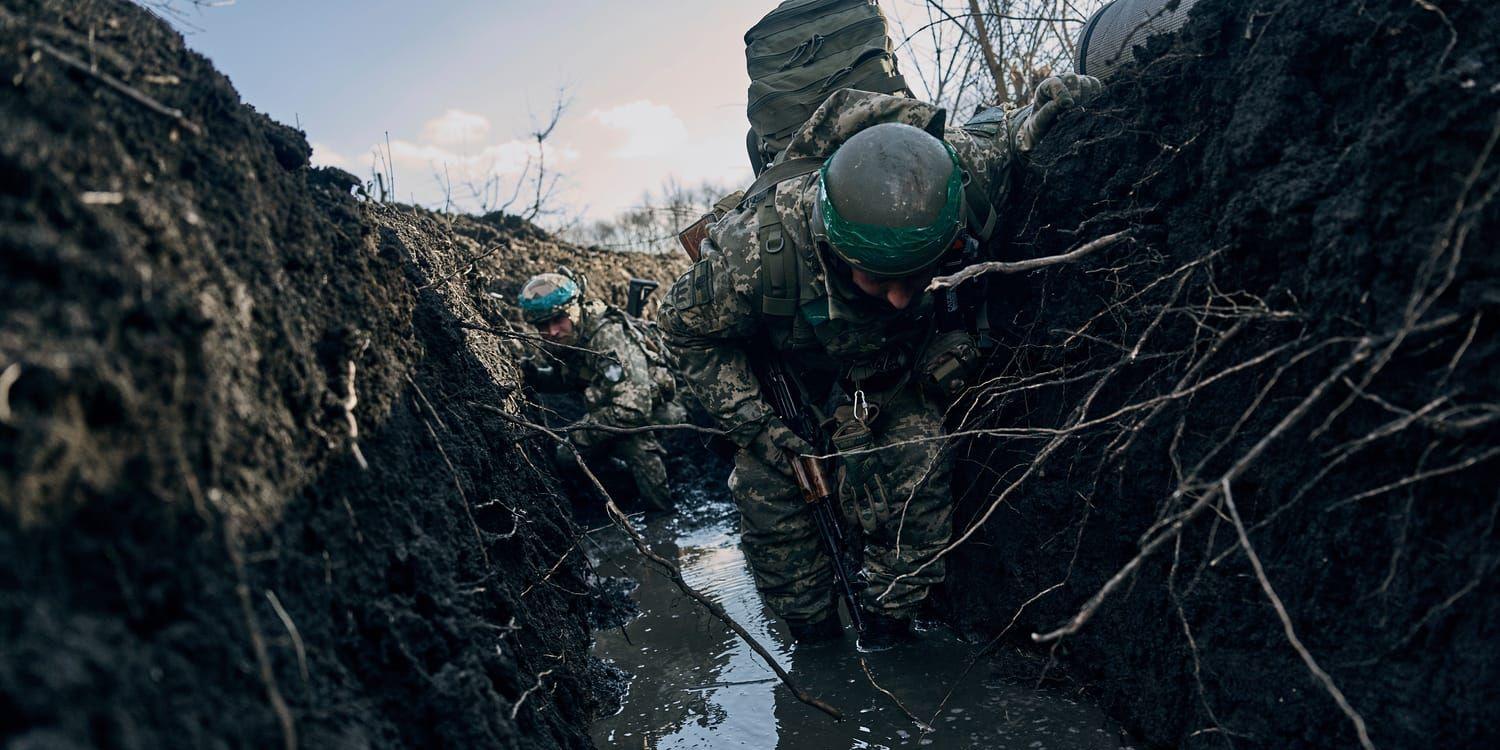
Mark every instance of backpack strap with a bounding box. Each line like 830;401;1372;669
738;156;824;209
757;195;801;317
962;184;998;242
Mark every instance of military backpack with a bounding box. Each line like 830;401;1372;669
744;0;909;167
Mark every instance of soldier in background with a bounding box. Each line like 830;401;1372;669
518;272;680;511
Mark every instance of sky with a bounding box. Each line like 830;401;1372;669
165;0;943;225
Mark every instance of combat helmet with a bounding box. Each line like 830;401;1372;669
815;122;964;278
518;272;582;324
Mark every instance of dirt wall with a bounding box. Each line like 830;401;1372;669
0;1;622;747
944;1;1499;747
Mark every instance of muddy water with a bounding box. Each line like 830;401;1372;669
588;498;1128;750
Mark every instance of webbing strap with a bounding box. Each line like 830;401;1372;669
739;156;825;209
962;185;998;242
757;197;800;317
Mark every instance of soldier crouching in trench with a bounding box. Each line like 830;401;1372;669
660;78;1101;650
516;272;682;511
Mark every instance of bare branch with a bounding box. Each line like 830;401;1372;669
471;402;845;722
28;36;203;135
1221;480;1375;750
861;657;933;732
966;0;1009;104
927;231;1130;291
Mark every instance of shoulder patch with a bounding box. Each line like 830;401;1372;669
669;258;716;310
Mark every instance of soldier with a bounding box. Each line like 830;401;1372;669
518;272;679;511
660;77;1101;649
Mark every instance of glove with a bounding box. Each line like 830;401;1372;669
919;330;982;400
518;355;553;380
1015;73;1104;154
745;417;815;476
569;416;607;452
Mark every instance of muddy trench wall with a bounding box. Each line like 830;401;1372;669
943;1;1499;748
0;1;616;747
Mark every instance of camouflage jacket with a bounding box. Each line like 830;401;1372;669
660;90;1022;449
528;300;671;431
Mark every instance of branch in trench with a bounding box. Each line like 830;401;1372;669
225;520;297;750
0;362;19;424
265;589;310;687
926;581;1065;734
861;657;933;733
510;667;556;721
28;37;203;136
341;355;369;471
407;375;490;566
474;402;844;722
458;321;620;361
1032;338;1373;644
927;230;1130;291
1221;479;1376;750
415;242;506;291
559;420;726;438
877;268;1193;603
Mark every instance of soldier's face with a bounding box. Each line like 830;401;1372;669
536;313;576;344
849;267;929;311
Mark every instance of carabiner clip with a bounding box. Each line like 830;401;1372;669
853;389;870;425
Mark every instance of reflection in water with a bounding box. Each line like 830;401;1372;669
589;501;1126;749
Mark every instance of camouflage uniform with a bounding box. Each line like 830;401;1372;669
526;299;680;510
660;90;1023;626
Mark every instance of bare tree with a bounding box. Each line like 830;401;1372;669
567;179;732;254
522;90;572;222
891;0;1102;117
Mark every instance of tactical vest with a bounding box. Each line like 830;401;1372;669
580;302;677;400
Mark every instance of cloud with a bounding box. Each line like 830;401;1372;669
334;109;580;210
387;137;537;177
421;109;492;148
590;100;691;159
309;142;351;170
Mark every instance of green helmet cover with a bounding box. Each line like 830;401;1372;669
818;138;964;278
518;273;581;323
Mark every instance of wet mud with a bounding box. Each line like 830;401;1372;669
586;455;1130;750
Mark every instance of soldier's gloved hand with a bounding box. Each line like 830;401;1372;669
518;356;548;380
919;330;982;400
1015;73;1104;154
746;418;816;476
569;416;610;453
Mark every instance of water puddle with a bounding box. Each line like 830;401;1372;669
588;498;1127;749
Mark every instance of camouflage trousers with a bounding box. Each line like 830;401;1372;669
565;401;683;510
730;387;953;625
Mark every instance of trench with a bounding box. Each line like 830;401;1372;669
584;451;1130;750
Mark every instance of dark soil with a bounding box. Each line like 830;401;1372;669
0;1;646;747
944;1;1499;748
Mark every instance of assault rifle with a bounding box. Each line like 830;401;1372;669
755;350;866;634
677;219;864;633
